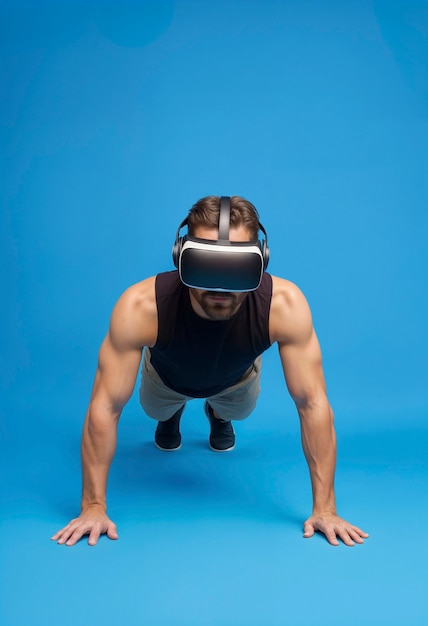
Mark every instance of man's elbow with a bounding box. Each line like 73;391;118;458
294;393;334;421
86;401;121;435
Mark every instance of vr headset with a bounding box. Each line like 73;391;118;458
172;196;270;292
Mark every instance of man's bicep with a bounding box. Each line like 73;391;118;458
278;330;326;406
93;334;142;413
92;284;155;412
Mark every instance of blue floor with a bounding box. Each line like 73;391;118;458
1;355;427;625
1;1;428;625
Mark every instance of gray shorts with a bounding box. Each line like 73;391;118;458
139;348;262;422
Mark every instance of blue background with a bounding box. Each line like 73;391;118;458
1;1;427;625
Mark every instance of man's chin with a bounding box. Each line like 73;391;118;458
189;288;247;320
201;303;237;321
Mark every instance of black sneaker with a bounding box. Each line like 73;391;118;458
154;406;184;451
204;401;235;452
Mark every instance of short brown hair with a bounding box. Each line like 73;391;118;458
187;195;260;241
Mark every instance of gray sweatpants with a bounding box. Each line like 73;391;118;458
139;348;262;422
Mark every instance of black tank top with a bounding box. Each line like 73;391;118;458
149;271;272;397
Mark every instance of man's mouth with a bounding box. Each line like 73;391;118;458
205;293;234;302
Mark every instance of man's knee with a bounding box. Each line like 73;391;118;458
140;400;186;422
208;395;258;422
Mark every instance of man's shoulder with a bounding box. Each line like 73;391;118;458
119;276;157;309
110;276;158;348
269;275;313;344
270;275;306;307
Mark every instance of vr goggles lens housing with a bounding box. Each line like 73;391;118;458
179;237;264;292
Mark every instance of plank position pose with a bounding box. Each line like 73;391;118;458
52;196;368;547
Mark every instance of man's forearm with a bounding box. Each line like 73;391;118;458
80;408;119;511
298;400;337;513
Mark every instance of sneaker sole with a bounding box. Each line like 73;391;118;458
209;441;235;453
154;441;182;452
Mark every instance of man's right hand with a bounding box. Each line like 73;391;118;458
51;506;118;547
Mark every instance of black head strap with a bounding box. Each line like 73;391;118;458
218;196;231;242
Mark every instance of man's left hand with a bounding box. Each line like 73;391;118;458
303;513;369;546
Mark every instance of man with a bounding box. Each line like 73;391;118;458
52;196;368;548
